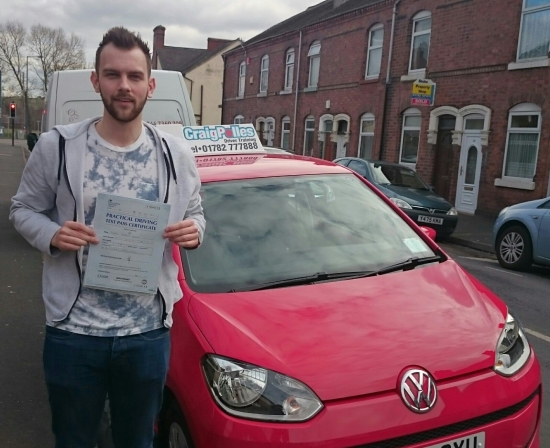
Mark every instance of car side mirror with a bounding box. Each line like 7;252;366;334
428;185;435;192
419;226;436;240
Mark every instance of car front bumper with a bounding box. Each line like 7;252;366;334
182;352;541;448
403;209;459;237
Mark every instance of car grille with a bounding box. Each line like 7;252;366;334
355;387;539;448
411;206;448;215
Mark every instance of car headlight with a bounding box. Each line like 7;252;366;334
494;313;531;376
390;197;412;209
202;355;323;422
447;207;458;216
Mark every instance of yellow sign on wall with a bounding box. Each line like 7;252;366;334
411;79;436;106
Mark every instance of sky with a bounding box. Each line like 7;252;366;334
0;0;322;63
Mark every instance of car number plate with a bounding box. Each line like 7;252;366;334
418;215;443;225
426;432;485;448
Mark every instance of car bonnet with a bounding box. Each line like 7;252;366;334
188;260;506;401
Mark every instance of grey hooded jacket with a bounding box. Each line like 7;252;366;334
10;118;205;327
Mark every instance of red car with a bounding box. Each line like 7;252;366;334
157;151;541;448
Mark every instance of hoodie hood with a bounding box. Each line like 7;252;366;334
53;117;101;140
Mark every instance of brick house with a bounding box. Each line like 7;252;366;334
152;26;241;125
221;0;550;216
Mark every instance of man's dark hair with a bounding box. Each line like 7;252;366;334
95;27;152;75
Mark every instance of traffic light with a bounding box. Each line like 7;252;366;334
9;102;16;118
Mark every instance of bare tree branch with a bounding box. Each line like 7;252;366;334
0;21;26;95
27;25;86;94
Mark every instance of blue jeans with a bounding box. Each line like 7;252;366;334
43;326;170;448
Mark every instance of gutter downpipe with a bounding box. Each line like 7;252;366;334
379;0;400;160
221;54;227;124
292;30;303;154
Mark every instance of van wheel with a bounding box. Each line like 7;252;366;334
158;399;194;448
496;225;532;271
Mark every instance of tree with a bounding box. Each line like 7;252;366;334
27;25;86;95
0;21;26;95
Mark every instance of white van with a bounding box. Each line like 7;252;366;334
42;69;196;132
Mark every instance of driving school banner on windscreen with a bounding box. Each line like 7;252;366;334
155;124;265;156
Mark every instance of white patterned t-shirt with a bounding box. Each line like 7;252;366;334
55;122;164;337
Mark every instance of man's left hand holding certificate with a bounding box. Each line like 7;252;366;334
84;193;171;295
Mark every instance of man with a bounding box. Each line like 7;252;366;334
10;27;205;448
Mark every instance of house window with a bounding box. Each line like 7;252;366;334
304;116;316;156
238;62;246;97
281;117;291;149
503;103;542;179
366;24;383;78
409;11;431;73
518;0;550;60
400;108;422;165
358;113;375;159
260;55;269;93
284;49;295;91
308;41;321;88
234;115;244;124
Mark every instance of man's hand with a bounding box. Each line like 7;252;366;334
164;219;200;248
51;221;99;252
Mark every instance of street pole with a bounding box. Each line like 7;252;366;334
0;69;3;134
11;117;14;146
25;56;29;135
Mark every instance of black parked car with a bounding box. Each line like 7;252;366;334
334;157;458;237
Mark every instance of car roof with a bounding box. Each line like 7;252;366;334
196;153;350;183
263;146;296;154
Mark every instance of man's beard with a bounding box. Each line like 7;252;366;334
100;90;148;123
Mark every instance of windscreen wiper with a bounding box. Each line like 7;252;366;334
230;270;376;292
229;256;444;292
374;255;443;276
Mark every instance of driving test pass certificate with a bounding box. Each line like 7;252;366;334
83;193;171;295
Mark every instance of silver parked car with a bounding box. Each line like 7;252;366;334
492;197;550;270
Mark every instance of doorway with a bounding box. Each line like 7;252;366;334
335;120;348;159
433;115;456;200
456;133;482;214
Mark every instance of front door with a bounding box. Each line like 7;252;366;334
336;135;347;159
433;115;456;200
455;134;482;214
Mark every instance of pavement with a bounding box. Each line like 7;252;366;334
446;212;496;254
0;136;54;447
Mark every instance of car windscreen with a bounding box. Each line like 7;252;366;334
370;163;429;190
182;174;436;293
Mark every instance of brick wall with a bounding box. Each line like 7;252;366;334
222;0;550;215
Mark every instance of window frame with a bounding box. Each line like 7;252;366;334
260;55;269;93
308;41;321;88
238;61;246;97
365;24;384;79
303;116;316;156
358;113;375;159
408;11;432;74
517;0;550;62
399;108;422;167
502;103;542;181
234;115;244;125
284;49;295;91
